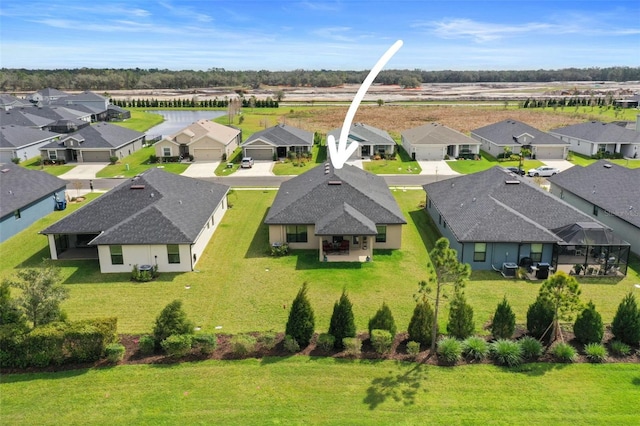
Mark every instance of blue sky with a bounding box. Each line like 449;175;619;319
1;0;638;71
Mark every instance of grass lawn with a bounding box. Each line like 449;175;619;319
214;106;321;136
272;145;327;176
111;110;164;132
362;144;422;175
95;146;189;178
2;189;638;336
447;150;544;175
20;156;74;176
569;151;640;169
2;358;639;425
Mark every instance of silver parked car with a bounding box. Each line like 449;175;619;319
527;166;559;177
240;157;254;168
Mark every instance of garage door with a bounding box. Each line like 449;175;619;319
245;148;273;160
416;146;444;161
81;151;111;162
535;146;564;159
192;148;222;161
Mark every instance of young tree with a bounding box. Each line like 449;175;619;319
611;292;640;346
368;302;397;337
328;290;356;349
446;290;475;339
153;300;194;347
427;237;471;352
285;282;315;347
407;298;434;346
538;271;582;342
6;261;68;328
573;301;604;345
491;297;516;339
0;281;25;327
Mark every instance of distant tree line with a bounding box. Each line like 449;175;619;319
1;66;639;92
111;96;279;109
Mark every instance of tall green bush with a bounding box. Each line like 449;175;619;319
153;300;194;348
161;334;193;357
446;290;475;339
328;290;356;349
25;323;66;367
526;296;554;341
407;300;434;346
491;297;516;339
285;282;315;348
611;293;640;346
370;329;393;354
573;301;604;344
368;302;397;337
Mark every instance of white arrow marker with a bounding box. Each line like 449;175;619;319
328;39;403;169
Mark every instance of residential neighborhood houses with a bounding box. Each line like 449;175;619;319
242;123;313;160
155;119;241;162
327;122;396;160
401;122;481;160
549;118;640;158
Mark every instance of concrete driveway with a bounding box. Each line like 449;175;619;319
540;160;575;172
181;161;220;177
59;163;108;180
418;160;460;176
233;160;274;176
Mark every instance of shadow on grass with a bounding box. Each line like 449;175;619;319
509;362;570;376
62;261;182;284
244;208;271;259
294;250;363;270
16;247;52;268
0;367;89;383
408;209;440;254
363;362;427;410
632;376;640;387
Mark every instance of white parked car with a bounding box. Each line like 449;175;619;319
240;157;254;168
527;166;559;177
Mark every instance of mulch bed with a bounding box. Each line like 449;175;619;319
3;327;638;375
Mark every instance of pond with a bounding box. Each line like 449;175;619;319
146;110;226;138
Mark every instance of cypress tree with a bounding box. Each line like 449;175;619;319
285;282;315;347
328;290;356;349
368;302;397;337
407;300;434;346
611;293;640;346
573;300;604;344
491;297;516;339
446;290;475;339
153;300;194;347
526;296;554;341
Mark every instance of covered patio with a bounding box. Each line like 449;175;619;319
316;203;377;262
551;222;631;276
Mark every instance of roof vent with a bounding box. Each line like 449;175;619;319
505;180;520;185
1;168;10;173
328;180;342;185
603;163;612;168
130;184;145;189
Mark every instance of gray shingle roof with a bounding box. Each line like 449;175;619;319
423;167;602;243
472;119;569;146
0;109;53;128
547;160;640;228
315;202;378;236
327;123;395;146
549;121;640;143
0;125;60;149
402;122;480;146
243;124;313;147
0;163;67;218
40;122;145;150
41;168;229;245
265;164;406;232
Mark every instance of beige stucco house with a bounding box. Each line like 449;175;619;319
155;119;241;161
265;163;406;262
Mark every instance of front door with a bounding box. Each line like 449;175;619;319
179;145;189;158
361;145;371;157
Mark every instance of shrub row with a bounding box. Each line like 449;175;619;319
0;318;118;368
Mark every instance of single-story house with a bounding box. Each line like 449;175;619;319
51;91;110;121
401;122;481;160
265;163;406;262
0;125;62;163
0;163;67;243
155;119;241;161
471;119;570;159
327;123;396;160
40;168;230;273
548;161;640;255
0;106;91;131
423;166;630;276
40;122;146;163
241;124;313;160
0;94;33;111
27;88;69;104
549;118;640;158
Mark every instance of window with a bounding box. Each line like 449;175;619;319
163;147;171;157
560;190;564;199
530;243;543;262
428;199;432;208
110;245;123;265
48;150;57;160
438;214;442;225
375;225;387;243
352;236;360;245
14;209;21;220
593;205;598;216
167;244;180;264
473;243;486;262
286;225;307;243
